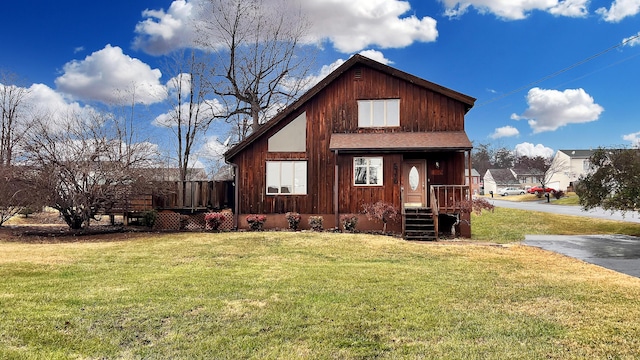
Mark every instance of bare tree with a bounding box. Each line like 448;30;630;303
197;0;314;139
23;110;160;229
0;71;31;166
157;50;220;181
0;165;42;226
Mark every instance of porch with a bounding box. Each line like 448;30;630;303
402;185;471;241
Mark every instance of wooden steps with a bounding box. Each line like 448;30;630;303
403;207;437;241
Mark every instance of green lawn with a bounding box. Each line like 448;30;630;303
2;230;640;359
471;207;640;243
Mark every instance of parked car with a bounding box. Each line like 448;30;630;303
499;187;525;196
527;186;556;195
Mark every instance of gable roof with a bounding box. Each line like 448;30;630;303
511;167;544;176
485;169;518;184
225;54;476;161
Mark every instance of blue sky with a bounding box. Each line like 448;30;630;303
1;0;639;165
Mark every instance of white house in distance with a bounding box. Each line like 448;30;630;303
547;149;594;192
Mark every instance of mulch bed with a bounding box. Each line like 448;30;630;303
0;212;155;243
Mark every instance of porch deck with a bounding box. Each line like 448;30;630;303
402;185;470;241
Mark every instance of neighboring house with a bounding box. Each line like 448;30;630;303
465;169;482;195
224;55;476;239
511;167;544;189
547;149;594;192
483;169;519;195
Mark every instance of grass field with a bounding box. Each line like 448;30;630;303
2;222;640;358
471;207;640;243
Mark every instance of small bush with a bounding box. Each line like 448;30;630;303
553;190;565;200
308;216;324;232
285;212;301;231
246;214;267;231
142;210;158;228
362;201;398;233
205;212;226;231
461;197;495;215
19;207;35;218
340;214;358;232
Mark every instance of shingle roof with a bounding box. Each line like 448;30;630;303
329;132;472;151
486;169;518;184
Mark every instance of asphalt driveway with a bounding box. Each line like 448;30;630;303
523;234;640;278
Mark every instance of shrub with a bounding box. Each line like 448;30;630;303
308;216;324;231
362;201;398;233
19;207;35;218
285;212;301;231
246;214;267;231
553;190;565;200
461;197;495;215
205;212;227;231
340;214;358;232
142;210;158;228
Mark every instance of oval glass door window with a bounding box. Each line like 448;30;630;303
409;166;419;190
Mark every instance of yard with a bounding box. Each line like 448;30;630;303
2;211;640;359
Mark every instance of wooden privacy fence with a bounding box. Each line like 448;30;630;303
111;181;234;214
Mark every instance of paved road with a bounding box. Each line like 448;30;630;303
487;198;640;223
524;235;640;278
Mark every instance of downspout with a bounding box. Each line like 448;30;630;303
467;150;472;198
228;161;239;230
334;150;339;230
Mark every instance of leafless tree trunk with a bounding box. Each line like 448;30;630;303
196;0;315;140
0;71;30;166
159;50;218;181
23;110;160;229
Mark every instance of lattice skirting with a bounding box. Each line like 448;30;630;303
154;211;233;231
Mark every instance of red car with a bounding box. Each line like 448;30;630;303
527;186;556;195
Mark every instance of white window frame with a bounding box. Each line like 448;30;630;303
266;161;307;195
357;99;400;127
353;157;383;186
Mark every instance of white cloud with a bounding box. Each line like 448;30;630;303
304;0;438;52
26;84;96;121
133;0;437;55
622;131;640;147
623;31;640;46
152;99;225;127
511;87;604;133
358;50;393;65
55;45;166;105
133;0;198;55
198;135;230;162
514;142;554;158
490;125;519;139
596;0;640;22
441;0;589;20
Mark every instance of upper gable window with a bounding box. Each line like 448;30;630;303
357;99;400;128
268;112;306;152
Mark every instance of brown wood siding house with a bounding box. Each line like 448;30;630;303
225;55;476;239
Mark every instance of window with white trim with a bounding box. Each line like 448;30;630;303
357;99;400;127
266;161;307;195
354;157;383;186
